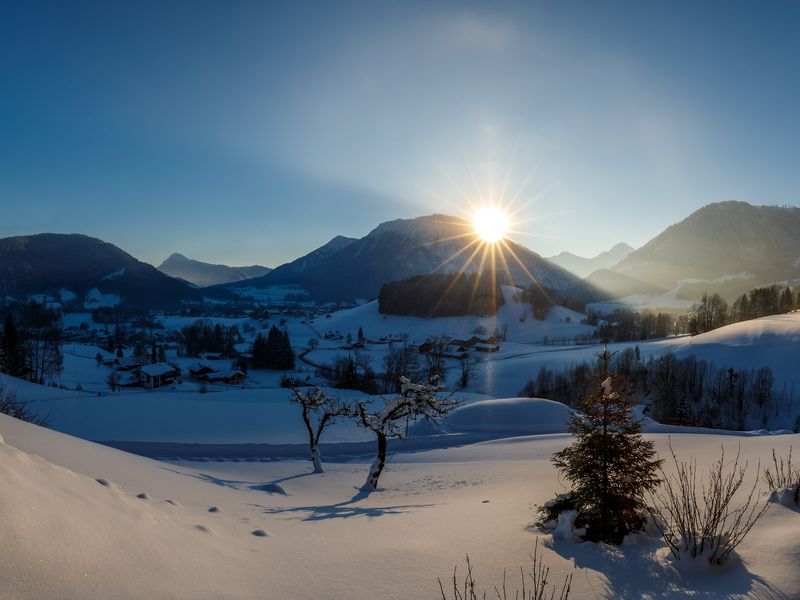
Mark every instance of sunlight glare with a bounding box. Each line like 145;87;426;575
473;206;509;243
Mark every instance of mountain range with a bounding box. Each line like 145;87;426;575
224;215;580;302
609;201;800;300
2;201;799;310
547;243;635;279
157;253;271;287
0;234;206;309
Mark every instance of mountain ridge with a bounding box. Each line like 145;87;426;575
158;253;271;287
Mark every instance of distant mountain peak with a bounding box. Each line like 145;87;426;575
547;242;635;278
232;213;579;302
612;201;800;300
157;253;271;288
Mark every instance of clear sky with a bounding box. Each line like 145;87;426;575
2;0;799;267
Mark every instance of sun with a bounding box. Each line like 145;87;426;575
472;206;509;243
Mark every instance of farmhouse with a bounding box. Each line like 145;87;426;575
199;368;246;385
133;363;181;389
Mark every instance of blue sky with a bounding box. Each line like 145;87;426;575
2;0;799;267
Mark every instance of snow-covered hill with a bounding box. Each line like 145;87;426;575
1;412;798;599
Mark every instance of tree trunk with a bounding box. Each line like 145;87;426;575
311;443;324;474
362;432;388;492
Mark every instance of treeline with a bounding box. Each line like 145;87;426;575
521;347;794;431
317;340;453;394
178;318;242;357
0;307;63;385
251;325;295;370
519;285;556;320
591;309;691;343
588;285;800;344
378;272;504;317
688;286;798;336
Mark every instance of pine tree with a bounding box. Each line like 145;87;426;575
550;348;662;544
265;325;282;368
279;328;295;370
0;315;26;377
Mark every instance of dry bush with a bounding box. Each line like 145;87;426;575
648;441;769;565
439;540;572;600
0;383;49;426
763;447;799;505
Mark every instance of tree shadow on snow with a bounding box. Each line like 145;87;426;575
160;466;317;495
254;490;436;522
544;536;791;600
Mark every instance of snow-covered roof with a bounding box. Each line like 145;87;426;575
204;369;245;380
139;363;179;377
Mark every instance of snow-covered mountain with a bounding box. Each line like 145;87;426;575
610;201;800;300
158;253;271;287
255;235;358;280
230;215;580;302
0;234;210;308
547;242;634;278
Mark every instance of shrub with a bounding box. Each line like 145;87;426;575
648;442;769;565
439;541;572;600
0;384;49;426
763;447;799;505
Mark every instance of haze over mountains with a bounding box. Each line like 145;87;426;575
609;201;800;300
158;253;271;288
547;242;635;279
2;202;799;309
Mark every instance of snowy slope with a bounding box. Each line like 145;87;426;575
1;413;798;599
318;286;594;344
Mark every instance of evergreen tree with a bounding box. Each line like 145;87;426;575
549;348;662;544
0;315;26;377
251;333;267;369
265;325;282;367
280;328;295;370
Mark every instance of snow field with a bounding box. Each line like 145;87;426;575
1;412;798;599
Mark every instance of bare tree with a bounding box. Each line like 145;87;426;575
382;342;420;393
648;441;769;565
355;377;458;492
424;336;448;384
439;540;572;600
458;352;477;389
289;386;348;473
106;370;121;392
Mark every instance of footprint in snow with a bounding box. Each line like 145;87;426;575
95;478;111;487
251;529;269;537
164;499;181;508
194;525;211;533
208;506;221;513
136;492;150;500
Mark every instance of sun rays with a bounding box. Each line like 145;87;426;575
408;147;565;318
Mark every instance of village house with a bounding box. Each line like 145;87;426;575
133;363;182;389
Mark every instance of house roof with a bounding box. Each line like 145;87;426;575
139;363;179;377
204;369;245;380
